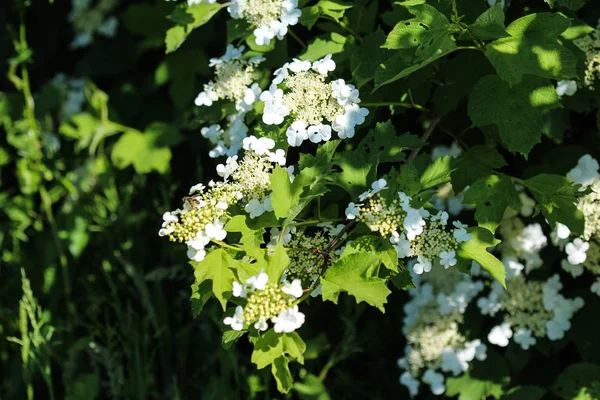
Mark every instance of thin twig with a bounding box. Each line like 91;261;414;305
288;29;307;48
408;117;441;162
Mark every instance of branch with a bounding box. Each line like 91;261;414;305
407;117;441;162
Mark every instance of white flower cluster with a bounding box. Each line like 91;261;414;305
201;113;248;158
556;80;578;97
68;0;118;49
224;270;306;333
158;136;285;262
398;265;486;397
561;154;600;296
195;45;264;113
227;0;301;46
574;22;600;89
346;179;472;276
261;55;369;146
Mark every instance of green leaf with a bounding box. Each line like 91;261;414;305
270;166;294;219
357;121;423;164
293;373;331;399
485;13;577;86
468;5;509;40
463;175;521;233
299;0;352;29
342;235;399;272
321;253;391;312
111;123;182;174
265;242;290;283
165;3;225;53
225;215;266;266
552;363;600;400
457;227;506;288
452;145;507;192
374;41;456;88
191;249;237;310
300;33;346;61
375;4;457;87
272;356;294;393
251;330;306;369
446;351;510;399
190;280;213;317
351;28;390;88
504;386;547;400
544;0;587;11
420;156;454;190
382;4;456;57
523;174;585;235
330;152;374;198
468;75;560;156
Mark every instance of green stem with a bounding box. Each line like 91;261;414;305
361;102;425;111
457;45;484;52
213;240;243;251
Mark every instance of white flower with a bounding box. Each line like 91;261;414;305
232;281;247;298
260;86;289;125
312;54;336;75
288;58;311;72
331;79;360;106
307;124;332;143
205;219;227;241
269;149;287;166
223;306;245;331
97;16;119;37
561;259;584;278
556;80;578;97
391;232;413;258
431;142;462;160
333;103;369;139
565;238;589;265
513;328;536;350
477;292;502;316
282;279;303;298
195;90;219;106
254;316;268;331
546;318;569;340
243;136;275;155
188;232;211;250
503;256;524;280
567;154;600;188
488;322;513;347
246;270;269;291
400;372;420;397
186;247;207;262
254;25;275;46
286;121;309;146
422;369;445;396
440;349;467;376
439;251;457;268
555;222;571;239
216;156;239;180
431;210;449;225
591;280;600;296
272;305;305;333
452;221;472;243
189;183;206;195
413;256;432;275
404;208;427;240
238;83;262;112
371;178;387;194
345;202;360;220
272;63;289;85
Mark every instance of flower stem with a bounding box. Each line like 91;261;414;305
361;102;425;111
408;117;441;162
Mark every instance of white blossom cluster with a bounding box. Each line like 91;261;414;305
227;0;301;46
559;154;600;296
397;177;588;397
346;179;472;276
201;113;248;158
574;21;600;89
68;0;119;49
158;136;286;262
194;45;264;112
224;270;305;333
261;55;369;146
398;264;486;397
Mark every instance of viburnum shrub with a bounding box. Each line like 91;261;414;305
157;0;600;396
